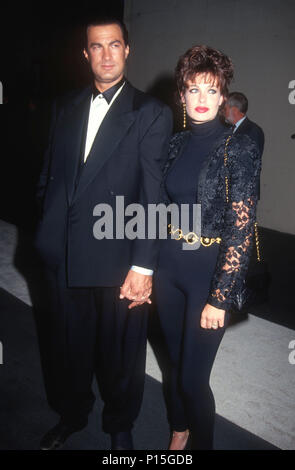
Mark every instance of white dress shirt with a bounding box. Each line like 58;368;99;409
84;81;153;276
84;83;125;161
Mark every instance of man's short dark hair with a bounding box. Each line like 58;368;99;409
227;92;248;114
85;16;129;48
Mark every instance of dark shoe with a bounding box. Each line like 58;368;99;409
111;431;133;450
40;420;86;450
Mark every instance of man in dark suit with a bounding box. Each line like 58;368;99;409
224;92;265;156
35;17;172;450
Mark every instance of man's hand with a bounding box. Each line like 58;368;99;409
200;303;226;329
120;270;152;309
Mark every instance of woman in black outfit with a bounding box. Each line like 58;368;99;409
154;45;261;450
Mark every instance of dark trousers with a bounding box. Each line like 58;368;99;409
154;237;230;450
37;260;148;433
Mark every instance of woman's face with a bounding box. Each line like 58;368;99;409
181;74;224;124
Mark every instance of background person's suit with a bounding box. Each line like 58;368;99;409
234;116;265;156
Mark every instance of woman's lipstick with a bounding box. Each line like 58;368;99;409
195;107;209;113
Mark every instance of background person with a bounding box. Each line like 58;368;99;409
224;91;265;156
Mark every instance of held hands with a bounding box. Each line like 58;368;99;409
200;303;226;329
120;270;152;309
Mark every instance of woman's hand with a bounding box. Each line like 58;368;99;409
127;297;152;310
200;303;226;329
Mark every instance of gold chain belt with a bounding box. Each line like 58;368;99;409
168;224;222;247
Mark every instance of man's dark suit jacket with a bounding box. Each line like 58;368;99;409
235;116;265;156
35;82;173;287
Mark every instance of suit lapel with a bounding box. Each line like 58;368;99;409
72;83;136;204
64;87;92;205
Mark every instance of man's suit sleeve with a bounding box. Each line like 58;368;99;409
131;103;173;270
36;102;56;211
36;100;58;213
250;125;265;157
258;127;265;155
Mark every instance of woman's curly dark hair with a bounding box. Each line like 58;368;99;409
175;45;234;102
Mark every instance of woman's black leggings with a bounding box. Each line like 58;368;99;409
154;237;230;450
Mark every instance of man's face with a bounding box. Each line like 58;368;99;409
83;24;129;89
223;104;236;124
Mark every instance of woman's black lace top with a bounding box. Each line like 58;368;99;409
161;121;262;311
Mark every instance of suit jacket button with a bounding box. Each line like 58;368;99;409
50;176;54;180
110;190;115;195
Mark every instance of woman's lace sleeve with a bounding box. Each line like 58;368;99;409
207;136;261;310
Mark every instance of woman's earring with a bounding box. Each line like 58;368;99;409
183;102;186;129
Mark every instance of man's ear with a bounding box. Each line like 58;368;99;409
219;94;224;107
83;49;89;62
125;45;130;60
